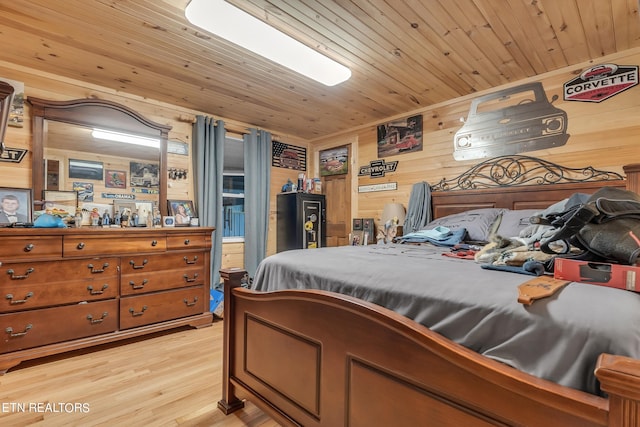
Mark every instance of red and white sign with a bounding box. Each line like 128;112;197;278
563;63;638;102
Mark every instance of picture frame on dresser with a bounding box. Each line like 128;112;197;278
43;190;77;217
0;187;32;225
168;199;196;226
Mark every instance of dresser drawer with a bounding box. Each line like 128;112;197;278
121;266;204;295
166;233;210;250
64;235;167;256
120;252;205;295
0;300;118;353
0;258;119;287
120;286;204;329
1;275;118;313
0;236;62;260
120;251;206;275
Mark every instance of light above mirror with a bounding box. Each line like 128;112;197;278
184;0;351;86
92;128;160;149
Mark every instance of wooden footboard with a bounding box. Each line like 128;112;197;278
218;269;640;427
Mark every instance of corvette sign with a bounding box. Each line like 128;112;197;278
564;63;638;103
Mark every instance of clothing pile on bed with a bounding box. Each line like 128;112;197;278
395;193;592;275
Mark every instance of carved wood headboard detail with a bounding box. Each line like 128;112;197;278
429;156;633;219
431;155;624;192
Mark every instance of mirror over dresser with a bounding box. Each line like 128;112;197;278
27;97;171;216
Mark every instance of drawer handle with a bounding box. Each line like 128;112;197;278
5;324;32;338
129;279;148;290
129;259;148;270
151;240;158;247
183;273;199;283
87;262;109;274
183;239;190;245
23;243;34;252
129;305;148;317
183;296;199;307
87;312;109;324
7;268;35;280
76;242;85;250
6;292;34;304
183;255;199;265
87;284;109;295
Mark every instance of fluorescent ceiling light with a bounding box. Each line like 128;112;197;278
92;128;160;149
185;0;351;86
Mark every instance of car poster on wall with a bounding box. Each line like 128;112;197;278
377;114;423;158
319;146;348;176
129;161;159;188
563;63;638;103
453;82;569;161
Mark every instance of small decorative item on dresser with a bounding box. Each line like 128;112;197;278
162;216;175;227
153;208;162;228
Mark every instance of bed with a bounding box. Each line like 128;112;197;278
218;156;640;426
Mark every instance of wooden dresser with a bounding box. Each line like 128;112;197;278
0;226;214;373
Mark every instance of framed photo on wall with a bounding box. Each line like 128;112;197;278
168;200;196;226
319;146;349;176
376;114;423;158
105;170;127;189
0;187;33;225
130;161;159;188
73;182;94;202
69;159;104;180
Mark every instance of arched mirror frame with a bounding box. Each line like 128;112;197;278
28;97;171;216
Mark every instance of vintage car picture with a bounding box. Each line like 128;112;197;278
377;114;423;158
129;161;159;188
453;82;569;161
319;146;348;176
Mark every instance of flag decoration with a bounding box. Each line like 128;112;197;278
272;141;306;171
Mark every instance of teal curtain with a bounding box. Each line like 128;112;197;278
192;116;225;286
243;128;271;279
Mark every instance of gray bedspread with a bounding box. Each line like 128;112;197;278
251;244;640;395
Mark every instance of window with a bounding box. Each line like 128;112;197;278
223;137;244;241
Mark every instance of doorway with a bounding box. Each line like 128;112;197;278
319;143;354;246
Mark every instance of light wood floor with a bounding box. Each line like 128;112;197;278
0;320;280;426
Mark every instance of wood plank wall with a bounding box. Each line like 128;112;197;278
308;47;640;237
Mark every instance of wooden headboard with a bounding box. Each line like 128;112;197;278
430;156;636;219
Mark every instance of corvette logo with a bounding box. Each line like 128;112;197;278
564;63;638;103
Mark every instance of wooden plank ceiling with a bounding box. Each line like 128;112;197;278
0;0;638;140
